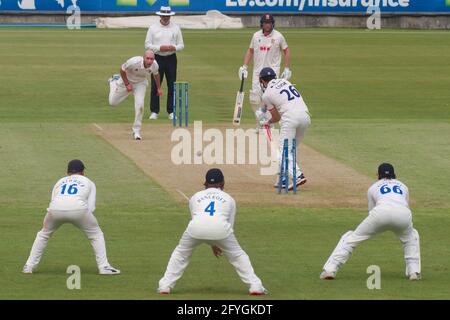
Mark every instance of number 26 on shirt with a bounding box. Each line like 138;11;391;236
280;85;300;101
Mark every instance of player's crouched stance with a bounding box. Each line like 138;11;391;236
158;169;267;295
258;67;311;190
320;163;421;281
108;50;162;141
22;160;120;275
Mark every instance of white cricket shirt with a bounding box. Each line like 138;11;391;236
186;188;236;240
262;79;309;118
367;179;410;211
249;29;288;76
145;21;184;56
48;174;96;213
121;56;159;84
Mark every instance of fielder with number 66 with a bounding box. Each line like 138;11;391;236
320;163;421;281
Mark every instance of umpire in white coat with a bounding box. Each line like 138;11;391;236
145;6;184;121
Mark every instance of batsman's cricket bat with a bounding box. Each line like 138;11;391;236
232;76;245;126
264;124;272;142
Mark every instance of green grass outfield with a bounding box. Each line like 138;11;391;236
0;28;449;299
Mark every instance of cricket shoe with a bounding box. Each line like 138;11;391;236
249;286;268;296
149;112;158;120
158;287;171;294
288;174;307;191
273;179;286;189
99;265;121;275
22;265;34;274
320;270;336;280
133;132;142;140
409;272;421;281
168;113;175;120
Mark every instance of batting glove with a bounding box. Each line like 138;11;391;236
238;65;248;80
259;119;271;127
280;67;292;80
255;108;266;121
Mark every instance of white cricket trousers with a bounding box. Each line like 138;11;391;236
158;231;265;292
323;204;421;276
109;78;147;135
25;209;110;270
278;110;311;179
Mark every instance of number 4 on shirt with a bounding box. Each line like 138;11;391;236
204;201;216;216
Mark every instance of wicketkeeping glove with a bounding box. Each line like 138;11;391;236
280;67;292;80
238;65;248;80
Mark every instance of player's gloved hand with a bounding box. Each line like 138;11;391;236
255;108;266;121
238;65;248;80
263;109;272;121
212;245;223;258
259;119;270;127
280;67;292;80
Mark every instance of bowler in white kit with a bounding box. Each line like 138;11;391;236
108;50;162;140
320;163;421;281
158;169;267;295
258;67;310;190
22;160;120;275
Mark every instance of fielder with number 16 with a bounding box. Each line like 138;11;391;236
22;160;120;275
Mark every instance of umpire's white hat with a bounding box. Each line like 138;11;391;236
156;6;175;16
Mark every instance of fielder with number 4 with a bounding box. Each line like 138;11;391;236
258;67;311;190
320;163;421;281
158;169;267;295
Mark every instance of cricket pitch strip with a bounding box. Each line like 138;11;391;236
92;123;372;208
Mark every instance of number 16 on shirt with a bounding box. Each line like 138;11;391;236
232;76;245;126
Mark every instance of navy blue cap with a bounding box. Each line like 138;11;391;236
378;163;395;179
205;168;224;184
259;67;276;79
260;13;275;24
67;159;85;173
